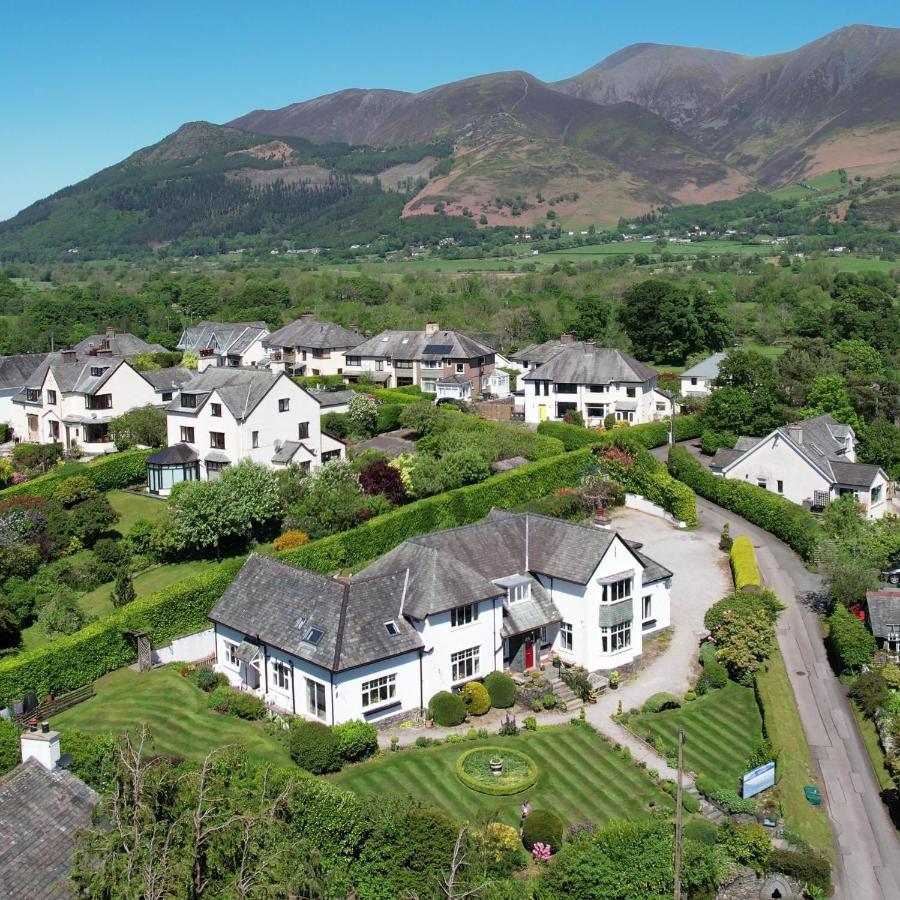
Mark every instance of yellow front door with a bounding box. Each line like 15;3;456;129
539;404;547;422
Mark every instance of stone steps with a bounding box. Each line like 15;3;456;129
547;677;586;711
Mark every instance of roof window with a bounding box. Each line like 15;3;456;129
90;366;107;377
303;626;324;646
384;621;399;636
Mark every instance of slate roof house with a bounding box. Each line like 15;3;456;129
177;321;270;371
73;327;168;358
343;322;508;397
0;353;48;430
679;352;727;397
0;728;98;898
865;590;900;653
710;414;889;520
210;510;672;725
148;367;344;494
522;342;671;426
264;315;363;377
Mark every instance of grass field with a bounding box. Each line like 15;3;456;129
628;681;763;793
108;490;167;535
332;724;672;827
756;648;832;856
53;666;291;767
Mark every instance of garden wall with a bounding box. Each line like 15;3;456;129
624;493;686;528
151;627;216;666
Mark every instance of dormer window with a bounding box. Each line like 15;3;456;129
181;394;197;409
90;366;107;377
496;574;532;605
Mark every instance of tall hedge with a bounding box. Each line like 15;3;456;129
537;414;700;453
0;450;152;501
730;536;762;591
668;447;822;562
826;603;876;675
0;559;243;703
277;448;597;572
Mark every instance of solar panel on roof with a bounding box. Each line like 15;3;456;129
423;344;452;355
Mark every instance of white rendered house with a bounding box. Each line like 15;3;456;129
264;315;363;377
679;352;727;397
209;510;672;725
0;354;47;432
147;368;344;495
710;414;889;520
523;342;670;426
177;321;270;372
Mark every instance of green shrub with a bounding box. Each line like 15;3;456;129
289;721;342;774
444;733;464;744
333;720;378;763
704;590;784;631
461;681;492;716
768;848;831;896
683;690;696;701
642;692;681;713
511;490;583;520
710;789;757;814
58;729;117;792
484;671;517;709
0;558;243;703
716;822;771;872
522;809;565;852
523;716;537;732
683;818;718;846
703;661;729;689
538;414;701;453
826;603;876;675
225;690;266;720
0;718;18;777
850;671;889;718
700;429;736;455
668;447;822;562
730;535;762;591
429;691;467;727
681;792;700;814
194;666;223;692
376;403;404;434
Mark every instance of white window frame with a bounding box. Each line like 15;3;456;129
508;582;530;604
224;640;239;669
451;603;479;628
306;678;326;720
600;621;631;653
603;577;633;603
361;673;397;708
642;595;652;621
560;622;573;652
272;659;291;691
451;646;480;683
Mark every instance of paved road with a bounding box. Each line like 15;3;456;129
693;493;900;900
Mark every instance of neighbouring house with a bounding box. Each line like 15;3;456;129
0;727;98;898
11;351;183;454
177;321;270;371
0;353;48;431
309;388;356;415
138;367;195;404
507;334;582;374
147;367;344;495
342;322;509;398
522;342;671;426
209;509;672;725
73;326;168;358
710;414;889;520
264;315;363;377
865;590;900;654
679;352;727;397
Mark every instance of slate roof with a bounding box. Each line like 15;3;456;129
0;759;98;898
831;461;884;488
351;328;494;361
509;339;583;367
0;354;48;391
271;441;302;464
73;332;168;357
680;352;727;379
865;590;900;640
20;352;126;395
147;443;199;465
168;368;292;419
501;578;561;639
177;321;269;356
524;346;656;385
710;448;744;469
140;367;194;392
265;318;362;351
437;375;471;386
210;555;422;672
310;389;355;408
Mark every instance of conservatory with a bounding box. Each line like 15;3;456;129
146;443;200;496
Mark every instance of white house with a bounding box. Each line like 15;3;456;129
710;414;889;520
147;367;344;495
209;509;672;725
343;322;509;397
11;351;191;455
0;354;47;432
679;352;727;397
522;342;670;426
177;321;270;371
264;315;363;377
73;327;169;359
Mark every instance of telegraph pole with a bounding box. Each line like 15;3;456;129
674;729;685;900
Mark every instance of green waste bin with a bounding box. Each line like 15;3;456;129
804;786;822;806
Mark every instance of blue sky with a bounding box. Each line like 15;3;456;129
1;1;898;221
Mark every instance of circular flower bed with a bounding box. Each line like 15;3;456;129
455;746;538;795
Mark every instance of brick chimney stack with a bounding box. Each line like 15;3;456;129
560;333;574;344
425;322;439;336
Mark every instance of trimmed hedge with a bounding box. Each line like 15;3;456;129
333;720;378;763
668;447;822;562
730;535;762;591
289;720;342;774
0;558;243;703
0;449;152;501
276;448;597;572
826;603;876;675
522;809;565;852
537;414;701;452
349;385;423;405
484;671;517;708
429;691;467;727
461;680;492;716
642;692;681;713
455;746;538;796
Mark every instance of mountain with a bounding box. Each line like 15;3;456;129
2;25;898;259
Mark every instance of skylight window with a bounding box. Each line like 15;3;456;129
384;621;399;636
90;366;107;377
304;626;324;646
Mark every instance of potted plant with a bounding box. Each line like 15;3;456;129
490;756;504;776
424;711;434;729
609;670;619;690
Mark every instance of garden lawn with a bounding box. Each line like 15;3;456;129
52;666;291;767
108;490;167;535
331;724;672;828
756;648;833;856
628;681;762;793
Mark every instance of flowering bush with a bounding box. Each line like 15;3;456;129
273;530;310;552
532;842;552;862
568;822;597;838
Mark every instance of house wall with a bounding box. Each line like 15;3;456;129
0;390;20;430
680;375;713;396
269;346;354;378
333;654;423;723
523;377;663;426
836;471;889;521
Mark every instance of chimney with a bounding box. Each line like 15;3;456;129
20;723;61;771
560;333;574;345
585;339;597;352
105;325;115;336
348;323;359;333
787;422;803;445
425;322;439;337
300;312;314;322
61;349;77;365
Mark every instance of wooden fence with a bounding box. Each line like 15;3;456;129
12;683;95;725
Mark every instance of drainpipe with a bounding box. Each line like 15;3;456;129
290;660;297;715
213;623;219;667
419;649;424;714
257;635;268;696
329;670;335;726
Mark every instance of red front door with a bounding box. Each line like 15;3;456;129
524;641;535;669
